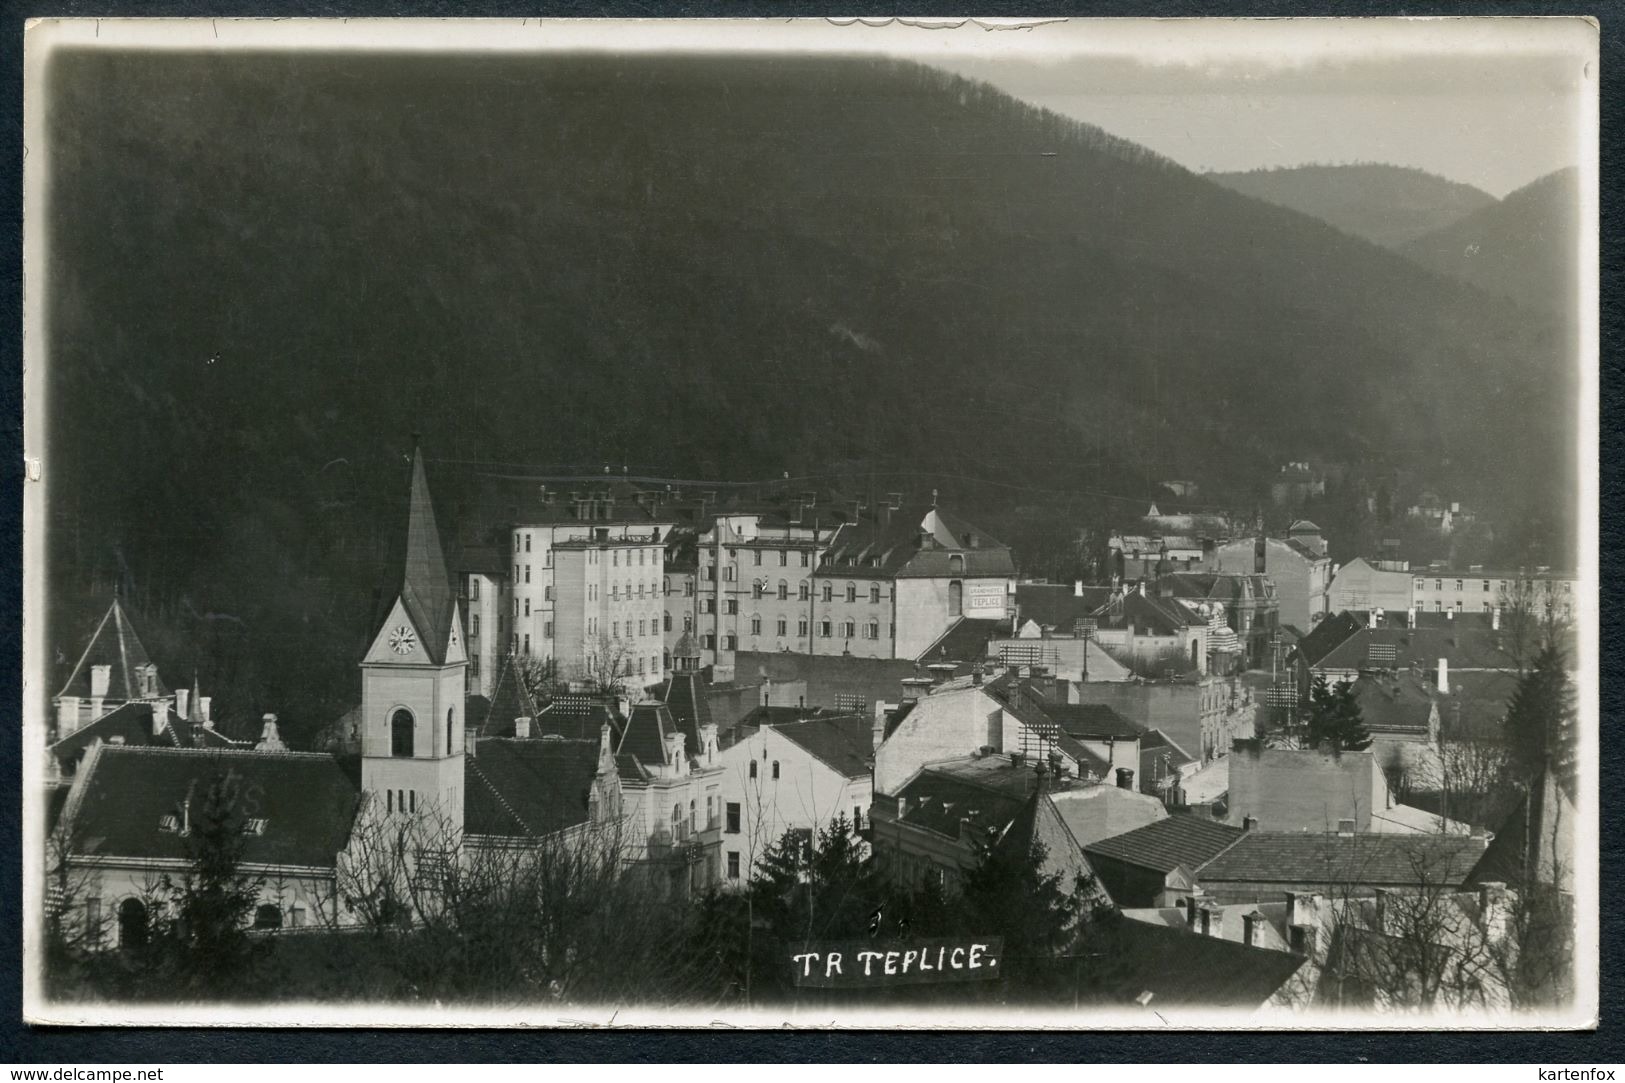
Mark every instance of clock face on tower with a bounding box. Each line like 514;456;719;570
389;625;418;655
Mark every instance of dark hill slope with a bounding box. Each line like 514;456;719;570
1208;163;1495;249
1400;167;1581;314
42;53;1575;732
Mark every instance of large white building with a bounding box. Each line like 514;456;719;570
665;496;1016;676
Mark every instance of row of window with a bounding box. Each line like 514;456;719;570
706;548;813;568
746;581;888;603
1414;577;1574;595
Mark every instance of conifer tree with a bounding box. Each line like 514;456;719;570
1505;641;1577;796
1305;673;1373;751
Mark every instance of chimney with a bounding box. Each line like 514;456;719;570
257;714;286;752
200;696;213;723
175;688;191;721
1242;911;1262;947
1407;607;1416;629
466;726;479;759
1492;606;1501;631
1242;815;1258;832
55;696;80;736
1437;657;1450;695
514;715;532;739
1199;905;1221;938
698;722;719;764
90;664;111;699
1010;750;1025;769
1367;609;1378;630
897;795;908;818
1285;890;1308;927
971;668;983;687
1074;580;1084;597
151;702;166;737
1136;580;1147;597
1034;760;1051;794
1115;767;1134;791
1446;607;1454;621
1184;891;1202;927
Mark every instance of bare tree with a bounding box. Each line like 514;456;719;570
580;633;639;696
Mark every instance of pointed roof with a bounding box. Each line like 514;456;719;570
55;597;168;702
994;788;1097;893
659;670;713;751
618;701;681;767
395;444;457;664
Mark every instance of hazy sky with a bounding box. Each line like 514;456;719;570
28;16;1596;197
928;48;1587;197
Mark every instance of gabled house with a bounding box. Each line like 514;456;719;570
716;713;872;886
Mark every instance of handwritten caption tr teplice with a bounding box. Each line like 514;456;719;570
789;938;1004;988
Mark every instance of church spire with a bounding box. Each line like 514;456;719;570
397;441;456;664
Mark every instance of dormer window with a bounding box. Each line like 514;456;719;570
158;813;181;834
241;818;269;836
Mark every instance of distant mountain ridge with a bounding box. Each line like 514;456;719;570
1400;167;1581;314
1208;163;1496;249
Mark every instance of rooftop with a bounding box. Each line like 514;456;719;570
66;745;361;869
1083;815;1248;874
465;737;602;839
1195;831;1488;888
771;714;872;779
55;597;168;703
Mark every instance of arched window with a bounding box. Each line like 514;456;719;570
772;761;781;780
948;580;963;616
752;580;764;600
750;614;762;636
749;760;758;780
689;799;697;830
391;709;415;757
672;803;683;839
778;580;789;600
118;898;148;949
846;582;857;603
254;903;283;930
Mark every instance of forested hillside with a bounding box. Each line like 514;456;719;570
42;52;1578;738
1208;163;1495;249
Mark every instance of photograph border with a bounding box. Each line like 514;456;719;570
5;0;1619;1061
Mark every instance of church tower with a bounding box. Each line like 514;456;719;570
361;442;467;830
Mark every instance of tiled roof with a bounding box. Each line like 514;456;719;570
1157;572;1277;605
1046;703;1146;740
618;702;679;767
1310;625;1519;673
1091;913;1306;1009
67;746;361;868
893;769;1029;843
55;597;167;702
1196;832;1487;887
816;504;1014;581
995;790;1099;893
1015;583;1115;630
398;447;458;665
1047;785;1170;849
1139;730;1197;784
914;617;1000;666
1293;611;1364;667
658;671;714;753
772;715;871;779
1084;815;1248;874
1090;591;1206;635
1348;673;1435;736
465;738;601;839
